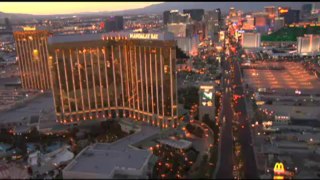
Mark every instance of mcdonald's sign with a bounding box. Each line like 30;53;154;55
274;162;285;174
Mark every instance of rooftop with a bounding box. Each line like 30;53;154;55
48;31;174;44
67;146;151;177
63;120;160;178
158;138;192;149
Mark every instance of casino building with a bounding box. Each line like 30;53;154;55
48;32;179;128
13;26;51;90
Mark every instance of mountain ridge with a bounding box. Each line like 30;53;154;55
0;2;308;20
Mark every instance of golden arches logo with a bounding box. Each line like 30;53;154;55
274;162;285;174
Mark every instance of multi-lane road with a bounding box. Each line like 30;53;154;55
233;59;259;179
215;59;234;179
215;23;259;179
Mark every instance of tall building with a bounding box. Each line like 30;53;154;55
301;4;313;20
311;2;320;15
192;21;206;41
104;16;124;32
48;32;178;128
205;9;222;40
4;18;12;31
241;32;261;48
183;9;204;22
229;7;237;17
164;10;191;25
176;35;200;56
278;7;300;25
297;34;320;56
167;23;187;38
163;10;171;25
265;6;276;19
274;17;285;31
286;10;300;24
13;26;51;90
242;15;255;30
253;12;270;27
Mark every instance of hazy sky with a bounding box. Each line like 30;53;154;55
0;2;163;15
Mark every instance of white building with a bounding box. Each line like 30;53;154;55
297;34;320;56
176;35;199;56
241;32;261;48
63;144;154;179
167;23;187;38
63;120;161;179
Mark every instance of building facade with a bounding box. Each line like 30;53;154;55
241;32;261;48
13;27;51;90
183;9;204;22
48;32;178;128
297;34;320;56
163;10;191;25
274;17;285;32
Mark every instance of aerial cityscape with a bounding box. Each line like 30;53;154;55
0;1;320;179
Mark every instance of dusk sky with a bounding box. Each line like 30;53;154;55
0;2;163;15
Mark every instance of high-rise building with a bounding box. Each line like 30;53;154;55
265;6;276;19
278;7;300;25
311;2;320;15
163;10;191;25
104;16;124;32
163;10;171;25
229;7;237;17
183;9;204;22
205;9;222;40
242;15;255;30
286;10;300;24
301;4;313;20
274;17;285;31
167;23;187;38
13;26;51;90
48;32;178;128
241;32;261;48
192;21;206;41
176;35;200;56
297;34;320;56
253;12;270;27
4;18;12;31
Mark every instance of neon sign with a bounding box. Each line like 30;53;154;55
129;33;159;40
274;162;285;174
23;26;36;31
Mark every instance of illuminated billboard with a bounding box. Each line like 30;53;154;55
129;33;159;40
278;7;289;14
200;85;214;107
200;92;213;106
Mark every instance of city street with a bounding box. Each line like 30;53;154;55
215;59;234;179
233;59;259;179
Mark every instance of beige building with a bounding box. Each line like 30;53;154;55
48;32;178;128
13;26;51;90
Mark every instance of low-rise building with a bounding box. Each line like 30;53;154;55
63;144;154;179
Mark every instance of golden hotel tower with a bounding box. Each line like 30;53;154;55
13;27;51;90
48;32;179;128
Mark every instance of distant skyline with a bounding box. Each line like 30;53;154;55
0;2;163;15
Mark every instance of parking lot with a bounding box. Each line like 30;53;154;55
243;61;320;93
